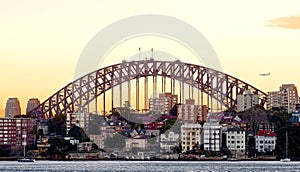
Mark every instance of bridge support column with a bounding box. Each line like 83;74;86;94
128;80;131;107
136;78;139;112
144;77;148;111
120;69;122;109
103;88;106;116
153;76;157;98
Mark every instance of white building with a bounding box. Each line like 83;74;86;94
66;111;90;135
255;130;276;153
181;123;202;152
160;131;180;152
237;90;259;112
149;97;168;114
226;127;246;156
202;122;222;151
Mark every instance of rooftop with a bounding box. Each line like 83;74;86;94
256;130;276;137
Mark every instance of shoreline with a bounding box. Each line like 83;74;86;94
0;157;293;161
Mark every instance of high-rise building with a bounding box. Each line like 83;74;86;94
5;98;21;117
0;118;36;146
159;93;178;110
267;84;299;113
149;97;168;114
26;98;40;114
177;99;208;123
149;93;178;115
280;84;299;113
237;90;259;112
267;91;280;109
181;123;202;152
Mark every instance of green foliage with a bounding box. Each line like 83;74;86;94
169;104;181;116
0;146;11;157
46;137;72;158
171;143;182;154
48;114;66;136
67;125;90;142
247;135;256;157
160;119;181;133
267;108;289;157
287;126;300;158
266;107;300;158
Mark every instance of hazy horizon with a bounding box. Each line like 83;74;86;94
1;0;300;116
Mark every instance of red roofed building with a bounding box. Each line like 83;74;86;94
255;130;276;153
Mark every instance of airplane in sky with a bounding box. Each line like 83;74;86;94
259;72;270;76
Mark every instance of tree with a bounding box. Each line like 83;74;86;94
169;104;181;116
49;114;66;136
268;108;291;157
247;135;256;157
171;143;182;154
67;125;90;142
239;105;269;133
46;137;72;159
0;145;11;157
288;126;300;158
160;119;181;134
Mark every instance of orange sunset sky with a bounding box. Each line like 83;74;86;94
1;0;300;116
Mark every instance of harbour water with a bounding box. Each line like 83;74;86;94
0;160;299;172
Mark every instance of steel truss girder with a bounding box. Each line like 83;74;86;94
29;60;267;118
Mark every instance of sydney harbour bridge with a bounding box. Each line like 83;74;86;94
28;59;267;119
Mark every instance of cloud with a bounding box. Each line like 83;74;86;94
267;15;300;29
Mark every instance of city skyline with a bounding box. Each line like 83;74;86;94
1;0;300;116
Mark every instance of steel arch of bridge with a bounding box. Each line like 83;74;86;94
29;60;267;118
